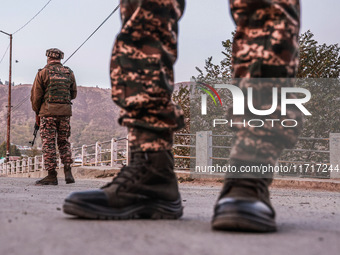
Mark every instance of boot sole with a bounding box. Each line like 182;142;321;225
35;181;58;186
63;198;183;220
212;212;276;232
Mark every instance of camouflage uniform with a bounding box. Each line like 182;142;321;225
111;0;301;165
40;116;72;171
211;0;302;232
110;0;185;152
62;0;301;226
228;0;302;166
31;49;77;173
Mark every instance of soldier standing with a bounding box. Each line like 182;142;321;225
63;0;300;233
31;48;77;185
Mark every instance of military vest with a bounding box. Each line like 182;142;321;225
45;65;72;104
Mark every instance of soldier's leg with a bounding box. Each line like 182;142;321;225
212;0;301;232
229;0;301;164
36;117;58;185
110;0;185;152
63;0;185;219
56;116;74;184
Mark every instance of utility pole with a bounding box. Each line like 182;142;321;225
0;30;13;162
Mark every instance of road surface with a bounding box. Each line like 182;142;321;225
0;177;339;255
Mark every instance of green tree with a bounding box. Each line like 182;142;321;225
298;30;340;78
195;38;233;83
172;30;340;173
195;30;340;81
286;30;340;174
172;84;191;169
0;141;22;158
26;147;42;157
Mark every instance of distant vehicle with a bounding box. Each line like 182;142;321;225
74;157;82;164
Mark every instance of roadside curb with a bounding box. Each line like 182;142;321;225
2;166;340;192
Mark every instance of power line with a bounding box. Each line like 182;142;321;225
63;3;120;65
13;0;53;35
12;94;30;113
0;44;10;65
5;2;120;114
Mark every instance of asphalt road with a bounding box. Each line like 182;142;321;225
0;177;339;255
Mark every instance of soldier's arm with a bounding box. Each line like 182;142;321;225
70;71;77;100
30;70;46;114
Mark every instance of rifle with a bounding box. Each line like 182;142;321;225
29;123;39;146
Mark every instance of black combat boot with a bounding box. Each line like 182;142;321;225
63;150;183;220
35;170;58;185
64;165;75;184
212;160;276;232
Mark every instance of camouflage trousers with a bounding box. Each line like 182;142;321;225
110;0;301;164
110;0;185;152
228;0;301;165
40;116;73;172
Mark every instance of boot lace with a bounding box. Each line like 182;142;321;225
101;164;147;190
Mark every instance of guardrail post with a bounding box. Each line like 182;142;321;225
41;155;44;171
95;142;101;166
28;157;31;172
38;156;41;171
330;133;340;178
41;156;44;171
16;160;20;173
11;161;15;174
95;142;98;166
111;138;117;167
81;145;86;166
34;156;38;171
195;131;213;169
22;158;26;173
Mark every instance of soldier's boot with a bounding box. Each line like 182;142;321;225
64;165;75;184
35;170;58;185
212;160;276;232
63;150;183;220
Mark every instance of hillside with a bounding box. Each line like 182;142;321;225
0;84;126;147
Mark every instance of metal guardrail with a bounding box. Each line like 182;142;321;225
0;136;129;175
187;132;340;179
209;134;331;166
0;155;43;175
1;133;339;179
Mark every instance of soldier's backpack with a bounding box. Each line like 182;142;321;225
45;65;72;104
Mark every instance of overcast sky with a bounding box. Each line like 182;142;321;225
0;0;339;88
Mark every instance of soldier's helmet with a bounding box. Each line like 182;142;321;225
46;48;64;59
